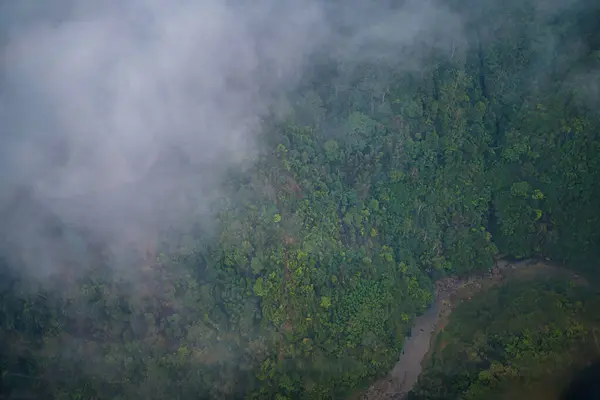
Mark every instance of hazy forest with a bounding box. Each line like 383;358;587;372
1;0;599;399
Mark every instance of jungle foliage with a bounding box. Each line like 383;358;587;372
1;0;599;398
410;279;600;400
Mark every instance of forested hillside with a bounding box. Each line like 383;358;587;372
410;278;600;400
1;0;599;399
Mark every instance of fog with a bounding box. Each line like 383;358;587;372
0;1;598;399
0;0;330;277
0;0;467;279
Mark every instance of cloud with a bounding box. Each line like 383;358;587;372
0;0;327;277
0;0;472;279
327;0;466;69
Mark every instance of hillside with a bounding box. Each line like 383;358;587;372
0;0;599;399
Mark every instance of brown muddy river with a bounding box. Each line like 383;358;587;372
357;258;575;400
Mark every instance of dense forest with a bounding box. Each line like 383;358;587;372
411;278;600;400
1;0;599;399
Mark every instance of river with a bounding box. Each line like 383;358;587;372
357;258;583;400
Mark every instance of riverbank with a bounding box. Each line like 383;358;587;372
356;258;588;400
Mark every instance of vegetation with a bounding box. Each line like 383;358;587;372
1;0;599;399
410;279;600;400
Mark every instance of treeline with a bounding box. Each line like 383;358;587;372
1;0;599;398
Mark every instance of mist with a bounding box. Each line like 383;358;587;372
0;0;468;280
0;0;599;399
0;0;330;277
